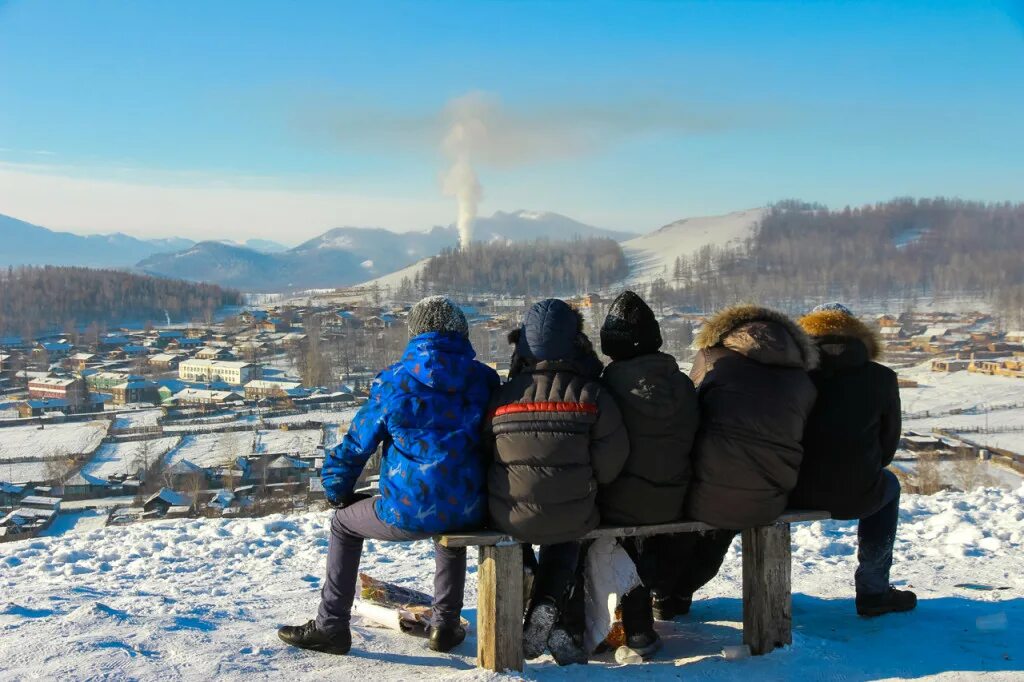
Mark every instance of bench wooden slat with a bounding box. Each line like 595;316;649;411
436;510;830;548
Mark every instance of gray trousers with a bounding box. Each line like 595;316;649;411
315;497;466;634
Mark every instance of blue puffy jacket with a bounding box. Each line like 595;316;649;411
321;332;499;533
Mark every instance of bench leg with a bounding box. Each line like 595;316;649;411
477;543;524;672
742;522;792;655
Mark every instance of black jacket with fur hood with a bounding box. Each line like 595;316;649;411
789;309;901;519
685;305;818;529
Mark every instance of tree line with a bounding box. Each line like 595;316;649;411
650;198;1024;325
416;238;629;297
0;266;242;337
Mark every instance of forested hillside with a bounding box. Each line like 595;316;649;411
0;266;241;337
654;198;1024;324
417;238;629;296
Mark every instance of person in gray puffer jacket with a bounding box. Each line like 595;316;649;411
486;298;629;665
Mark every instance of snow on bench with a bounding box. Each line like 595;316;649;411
436;509;831;672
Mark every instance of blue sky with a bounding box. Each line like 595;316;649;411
1;0;1022;242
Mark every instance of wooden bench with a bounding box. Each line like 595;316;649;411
437;509;830;672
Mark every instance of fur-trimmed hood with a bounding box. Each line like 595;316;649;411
798;309;882;361
695;304;819;370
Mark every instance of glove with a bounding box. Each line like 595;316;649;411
328;492;373;510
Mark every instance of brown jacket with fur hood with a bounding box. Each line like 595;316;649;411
789;309;901;519
685;305;818;529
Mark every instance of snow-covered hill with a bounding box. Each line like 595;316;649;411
622;208;765;284
1;487;1021;680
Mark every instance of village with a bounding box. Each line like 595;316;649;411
2;294;1024;543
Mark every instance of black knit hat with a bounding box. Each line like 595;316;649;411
600;290;662;360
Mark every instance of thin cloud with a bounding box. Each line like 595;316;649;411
297;91;750;169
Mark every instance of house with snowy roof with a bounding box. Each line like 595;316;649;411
0;482;28;507
143;488;195;516
21;495;61;511
28;376;85;406
196;347;235;361
66;353;96;371
0;505;57;536
148;353;182;371
111;379;161;406
37;342;74;359
170;388;243;406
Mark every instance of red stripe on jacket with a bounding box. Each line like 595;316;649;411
490;401;598;420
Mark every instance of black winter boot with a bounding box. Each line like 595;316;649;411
615;629;662;663
522;598;559;660
547;624;588;666
856;588;917;617
428;623;466;652
651;593;691;621
277;620;351;655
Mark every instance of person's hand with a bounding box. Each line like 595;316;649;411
328;492;372;510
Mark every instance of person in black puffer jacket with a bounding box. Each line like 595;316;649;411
654;304;818;620
597;291;699;659
793;302;915;617
486;298;629;665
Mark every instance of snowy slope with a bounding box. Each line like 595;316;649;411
0;421;109;463
164;432;256;469
1;487;1021;680
359;257;432;294
623;208;765;284
80;437;181;484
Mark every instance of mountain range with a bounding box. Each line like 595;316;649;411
0;209;632;291
0;214;195;268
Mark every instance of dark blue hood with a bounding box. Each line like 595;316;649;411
401;332;477;392
517;299;580;361
513;298;603;377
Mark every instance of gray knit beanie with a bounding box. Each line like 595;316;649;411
407;296;469;338
811;302;853;316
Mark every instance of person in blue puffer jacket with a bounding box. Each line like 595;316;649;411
278;296;499;657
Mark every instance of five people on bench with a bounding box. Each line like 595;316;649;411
280;293;918;662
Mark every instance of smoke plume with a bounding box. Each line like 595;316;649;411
303;90;744;246
442;95;488;248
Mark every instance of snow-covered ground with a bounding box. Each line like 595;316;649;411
79;437;182;484
897;361;1024;456
112;410;163;431
38;509;108;537
891;458;1024;490
898;362;1024;420
162;428;324;469
254;429;322;456
164;432;257;469
0;459;53;484
0;421;109;462
1;486;1021;680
